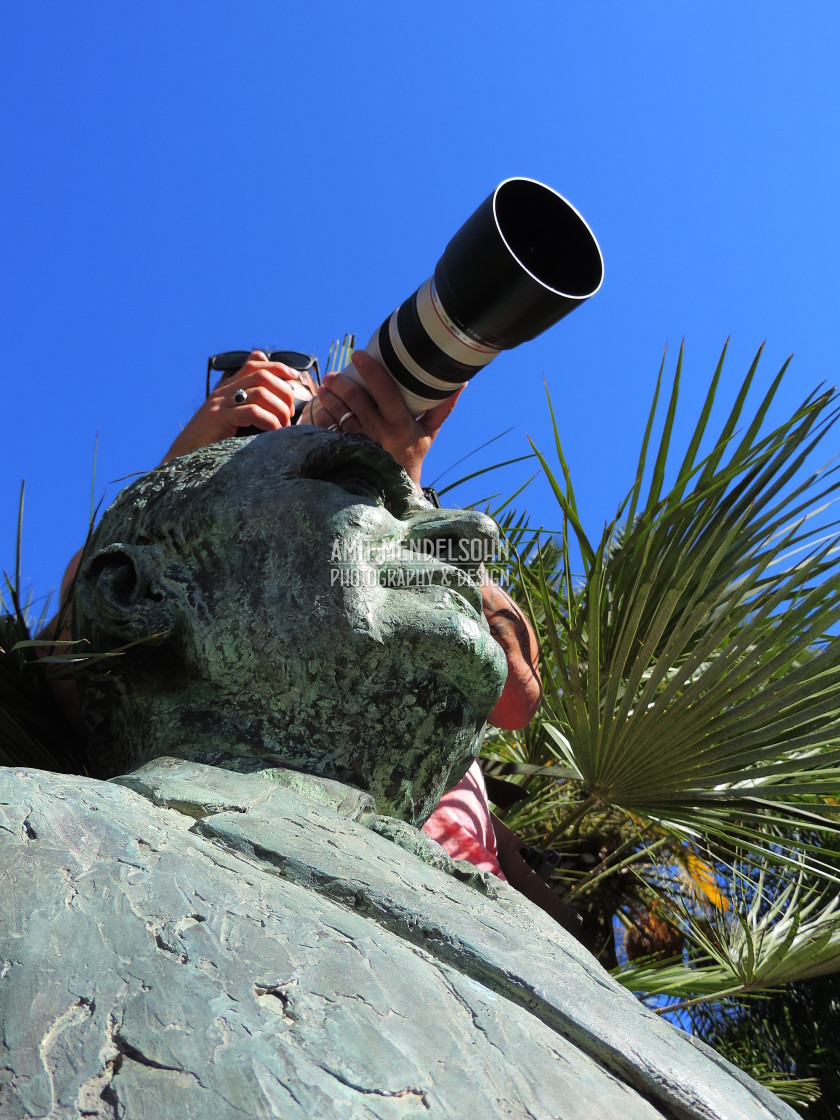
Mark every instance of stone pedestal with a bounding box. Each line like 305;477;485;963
0;761;795;1119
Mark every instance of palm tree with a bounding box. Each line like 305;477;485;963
481;341;840;1105
694;970;840;1116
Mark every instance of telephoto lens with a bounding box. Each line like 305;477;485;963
341;177;603;414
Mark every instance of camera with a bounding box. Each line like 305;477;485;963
341;177;603;413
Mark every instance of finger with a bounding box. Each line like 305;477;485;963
246;365;313;420
219;369;300;409
317;374;387;441
214;350;266;382
234;404;286;432
231;384;294;428
350;351;414;426
419;384;465;438
338;411;362;434
234;358;301;384
317;386;363;432
263;361;303;383
312;389;342;429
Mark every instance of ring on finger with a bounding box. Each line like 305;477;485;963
233;388;248;405
338;410;354;431
328;424;339;432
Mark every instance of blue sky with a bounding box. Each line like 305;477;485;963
3;3;839;616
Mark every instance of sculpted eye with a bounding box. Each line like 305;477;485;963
336;473;388;506
299;440;415;518
311;465;390;508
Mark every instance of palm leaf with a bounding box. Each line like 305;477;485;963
521;344;840;883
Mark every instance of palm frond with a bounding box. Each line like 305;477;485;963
517;344;840;880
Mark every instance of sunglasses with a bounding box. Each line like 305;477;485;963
205;350;320;399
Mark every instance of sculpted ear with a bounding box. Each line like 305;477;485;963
75;542;191;647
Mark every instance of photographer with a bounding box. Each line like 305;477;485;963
43;348;575;930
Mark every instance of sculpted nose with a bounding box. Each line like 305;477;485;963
402;508;501;573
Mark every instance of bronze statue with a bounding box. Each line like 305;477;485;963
0;428;795;1119
74;427;507;825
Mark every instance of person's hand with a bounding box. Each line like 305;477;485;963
310;350;463;487
162;351;309;463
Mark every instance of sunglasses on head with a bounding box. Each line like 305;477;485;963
205;350;320;399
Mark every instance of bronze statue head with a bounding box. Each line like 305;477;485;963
74;427;507;823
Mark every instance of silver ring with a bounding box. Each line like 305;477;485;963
338;410;354;431
233;388;248;405
328;424;339;432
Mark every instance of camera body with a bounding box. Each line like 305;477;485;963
213;352;317;434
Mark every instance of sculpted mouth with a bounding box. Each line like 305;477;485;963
378;556;486;619
435;582;484;621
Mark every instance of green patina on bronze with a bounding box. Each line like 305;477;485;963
73;427;507;825
0;428;798;1118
